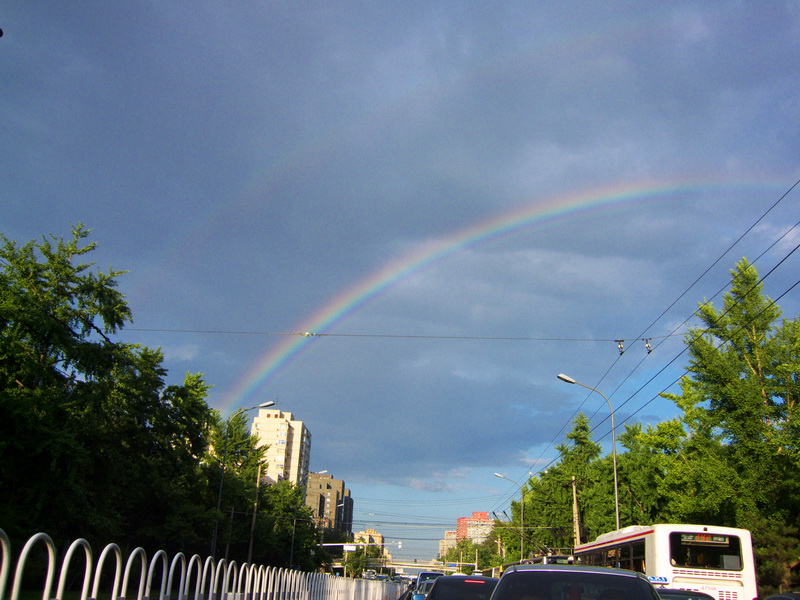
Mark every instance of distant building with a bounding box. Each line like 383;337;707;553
305;471;353;534
251;409;311;486
355;528;389;558
457;512;493;544
439;530;458;557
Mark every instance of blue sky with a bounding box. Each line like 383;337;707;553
3;2;800;561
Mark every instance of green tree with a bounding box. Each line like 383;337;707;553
207;409;267;560
343;542;382;577
526;414;601;549
441;535;503;573
616;421;680;527
254;480;320;570
662;258;800;593
0;225;215;551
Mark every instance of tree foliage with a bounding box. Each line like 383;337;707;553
462;259;799;595
0;226;323;570
0;225;218;548
343;543;383;578
441;536;501;573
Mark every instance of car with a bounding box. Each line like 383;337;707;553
414;580;439;598
490;564;661;600
420;574;498;600
656;589;716;600
416;572;446;588
763;594;800;600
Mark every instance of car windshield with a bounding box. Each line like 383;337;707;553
494;570;658;600
427;578;498;600
419;581;437;593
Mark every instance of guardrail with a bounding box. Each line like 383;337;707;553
0;529;403;600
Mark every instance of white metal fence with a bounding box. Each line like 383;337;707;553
0;529;403;600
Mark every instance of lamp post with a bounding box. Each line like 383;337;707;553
557;373;620;530
494;473;526;561
212;400;275;558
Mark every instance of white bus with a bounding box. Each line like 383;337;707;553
573;524;757;600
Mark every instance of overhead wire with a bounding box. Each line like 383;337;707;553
124;327;680;343
491;178;800;513
521;243;800;492
121;180;799;528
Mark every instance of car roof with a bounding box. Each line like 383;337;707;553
432;575;498;583
657;589;715;599
503;564;647;578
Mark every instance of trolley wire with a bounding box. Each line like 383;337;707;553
491;178;800;513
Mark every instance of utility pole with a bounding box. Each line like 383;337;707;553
571;476;581;547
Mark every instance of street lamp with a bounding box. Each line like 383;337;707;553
213;400;275;558
494;473;526;561
557;373;620;530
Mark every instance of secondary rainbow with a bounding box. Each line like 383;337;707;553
218;178;760;414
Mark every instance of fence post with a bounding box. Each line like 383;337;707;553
55;538;92;600
10;532;56;600
92;544;122;600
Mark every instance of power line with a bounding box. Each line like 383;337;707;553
492;178;800;513
515;264;800;503
124;327;677;345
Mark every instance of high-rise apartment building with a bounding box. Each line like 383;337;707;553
251;408;311;486
457;511;493;544
305;471;353;534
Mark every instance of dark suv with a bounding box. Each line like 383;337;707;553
490;564;660;600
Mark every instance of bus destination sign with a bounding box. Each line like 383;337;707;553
681;533;729;546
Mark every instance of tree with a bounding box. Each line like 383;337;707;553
662;258;800;592
615;422;674;526
440;535;504;573
254;480;320;570
528;414;601;548
206;409;267;560
343;544;382;578
0;225;215;551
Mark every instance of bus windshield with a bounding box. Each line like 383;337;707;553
668;532;743;571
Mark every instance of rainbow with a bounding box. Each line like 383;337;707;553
218;178;771;413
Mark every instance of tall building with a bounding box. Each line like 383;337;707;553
305;471;353;534
457;512;493;544
251;408;311;486
439;530;458;558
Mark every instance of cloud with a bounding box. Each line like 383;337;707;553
162;344;201;362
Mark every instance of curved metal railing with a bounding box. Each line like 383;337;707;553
0;529;403;600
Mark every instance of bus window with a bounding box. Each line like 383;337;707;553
668;532;743;571
631;541;645;573
605;547;618;568
618;544;631;570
